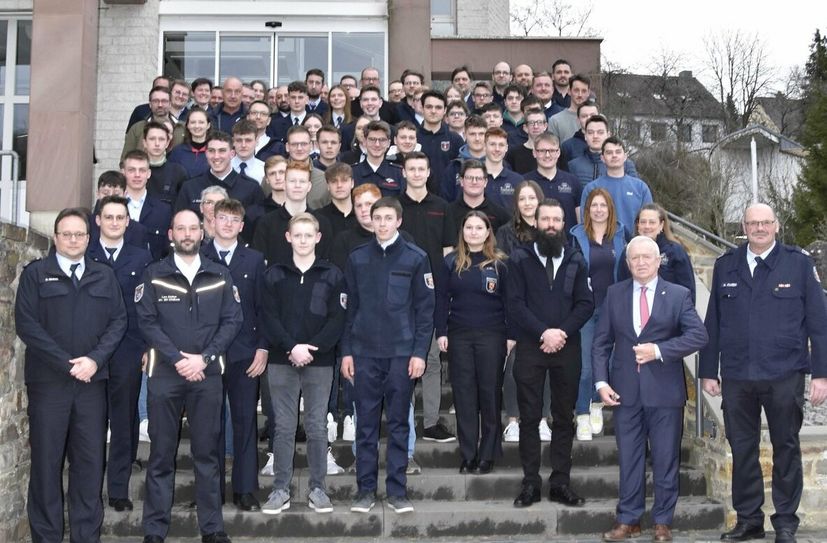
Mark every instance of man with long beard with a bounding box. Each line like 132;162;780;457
507;198;594;508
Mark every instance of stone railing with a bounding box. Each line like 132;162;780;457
0;222;49;542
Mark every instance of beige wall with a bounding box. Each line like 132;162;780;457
388;0;431;84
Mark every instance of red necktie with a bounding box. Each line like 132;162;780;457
639;286;649;329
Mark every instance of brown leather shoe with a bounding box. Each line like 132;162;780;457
653;524;672;542
603;522;642;541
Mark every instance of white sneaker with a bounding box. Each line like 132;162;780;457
106;426;111;444
502;420;520;442
539;419;552;442
576;414;593;441
299;396;304;412
326;448;345;475
448;404;455;414
257;398;263;414
589;402;604;435
138;419;150;443
342;415;355;442
327;413;338;443
260;452;274;476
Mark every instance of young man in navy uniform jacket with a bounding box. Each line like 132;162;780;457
87;196;153;513
16;208;127;543
136;209;242;543
201;198;268;513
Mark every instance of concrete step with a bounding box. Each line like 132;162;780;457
120;465;708;504
135;434;677;472
99;496;724;539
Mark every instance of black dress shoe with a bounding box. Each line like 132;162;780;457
108;497;134;511
513;484;541;507
202;531;232;543
143;536;164;543
295;424;307;443
459;459;479;474
477;460;494;474
259;428;270;442
720;523;766;541
232;492;261;512
548;484;585;506
774;530;796;543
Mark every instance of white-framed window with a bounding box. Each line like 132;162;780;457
160;17;387;90
0;15;31;224
431;0;456;36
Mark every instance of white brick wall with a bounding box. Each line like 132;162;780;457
94;0;160;180
0;0;32;10
457;0;509;37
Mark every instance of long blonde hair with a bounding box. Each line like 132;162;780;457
454;211;506;274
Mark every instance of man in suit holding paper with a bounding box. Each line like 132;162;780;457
592;236;708;542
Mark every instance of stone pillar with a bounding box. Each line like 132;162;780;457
27;0;99;215
388;0;431;85
0;222;49;542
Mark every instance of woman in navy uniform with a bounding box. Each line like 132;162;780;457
618;203;696;304
436;211;513;474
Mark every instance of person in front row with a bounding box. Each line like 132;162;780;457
507;198;594;508
593;236;708;543
259;213;346;515
340;197;435;515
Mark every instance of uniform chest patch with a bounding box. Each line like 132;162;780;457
424;272;434;289
134;283;144;302
485;277;498;293
558;182;572;194
441;141;450;152
340;292;348;309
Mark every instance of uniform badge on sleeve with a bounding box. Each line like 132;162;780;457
134;283;144;303
340;292;348;309
424;273;434;289
440;141;450;152
815;266;821;283
233;285;241;303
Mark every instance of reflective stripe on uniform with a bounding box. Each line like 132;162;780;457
151;279;188;294
194;280;226;294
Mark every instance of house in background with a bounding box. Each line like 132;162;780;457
600;70;725;153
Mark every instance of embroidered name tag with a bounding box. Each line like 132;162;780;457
722;282;738;287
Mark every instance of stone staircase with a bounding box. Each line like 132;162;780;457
98;393;725;541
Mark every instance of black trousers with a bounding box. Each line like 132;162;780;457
106;351;142;500
448;326;506;463
143;373;224;538
219;360;260;496
28;380;107;543
722;372;805;533
513;340;581;488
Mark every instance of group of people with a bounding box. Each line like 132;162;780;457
15;58;827;543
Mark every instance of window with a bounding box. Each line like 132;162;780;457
650;122;667;142
702;124;719;143
332;32;384;86
621;121;641;141
0;16;30;223
277;35;327;86
162;32;215;82
431;0;456;36
220;35;272;83
678;124;693;143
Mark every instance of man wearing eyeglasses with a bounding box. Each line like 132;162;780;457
16;208;127;543
284;125;330;209
505;108;547;174
202;198;268;513
700;203;827;543
351;120;406;198
448;159;510;235
523;133;582;234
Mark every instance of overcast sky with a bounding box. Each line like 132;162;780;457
511;0;826;93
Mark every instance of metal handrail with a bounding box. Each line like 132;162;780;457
666;210;737;250
0;150;21;225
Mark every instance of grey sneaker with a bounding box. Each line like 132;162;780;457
261;488;290;515
387;495;414;513
308;487;333;513
350;491;376;513
406;456;421;475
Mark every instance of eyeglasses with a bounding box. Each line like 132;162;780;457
57;232;89;240
367;137;389;144
201;200;222;207
526;120;547;127
535;148;560;155
474;93;491;99
463;176;486;183
448;111;466;117
289;141;310;147
744;220;776;229
216;214;243;224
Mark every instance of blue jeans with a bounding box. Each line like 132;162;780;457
576;305;602;415
138;372;148;421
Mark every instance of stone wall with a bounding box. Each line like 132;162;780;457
0;223;49;542
456;0;510;37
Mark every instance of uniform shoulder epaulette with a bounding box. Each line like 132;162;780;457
716;247;738;260
22;257;43;269
403;240;428;258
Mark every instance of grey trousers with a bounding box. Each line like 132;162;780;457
267;364;333;492
420;333;442;428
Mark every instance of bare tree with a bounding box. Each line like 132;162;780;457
510;0;596;37
703;30;776;132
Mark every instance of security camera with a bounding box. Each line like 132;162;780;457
265;21;282;28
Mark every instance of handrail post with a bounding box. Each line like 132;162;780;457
0;150;21;224
695;353;703;438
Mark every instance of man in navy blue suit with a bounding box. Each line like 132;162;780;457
201;198;268;512
87;195;153;512
593;236;708;543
